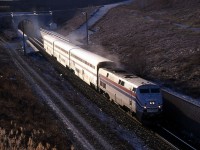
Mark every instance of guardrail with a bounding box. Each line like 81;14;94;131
162;90;200;137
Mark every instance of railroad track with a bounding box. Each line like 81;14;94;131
28;36;198;150
124;105;197;150
154;124;197;150
0;37;114;150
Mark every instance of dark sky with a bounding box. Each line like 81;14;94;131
0;0;125;11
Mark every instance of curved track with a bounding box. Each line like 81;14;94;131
0;37;113;150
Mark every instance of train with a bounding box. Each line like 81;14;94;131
39;29;163;121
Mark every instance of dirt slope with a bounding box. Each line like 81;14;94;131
91;2;200;97
58;0;200;98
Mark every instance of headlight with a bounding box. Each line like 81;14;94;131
158;105;161;109
150;101;155;105
144;106;147;109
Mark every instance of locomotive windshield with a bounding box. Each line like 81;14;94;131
140;88;160;94
140;89;150;93
151;88;160;93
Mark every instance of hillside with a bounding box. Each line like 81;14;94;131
57;0;200;98
135;0;200;9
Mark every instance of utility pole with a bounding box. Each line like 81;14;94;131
22;21;26;55
83;12;89;45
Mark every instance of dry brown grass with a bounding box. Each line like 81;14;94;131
0;124;57;150
134;0;200;9
57;6;100;36
0;44;72;149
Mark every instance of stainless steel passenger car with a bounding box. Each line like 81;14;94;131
54;40;77;67
42;32;114;89
69;48;114;88
42;35;57;55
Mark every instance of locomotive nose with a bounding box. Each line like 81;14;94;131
146;99;157;106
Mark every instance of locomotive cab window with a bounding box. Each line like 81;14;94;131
118;80;125;86
140;89;149;93
118;80;121;84
151;88;160;93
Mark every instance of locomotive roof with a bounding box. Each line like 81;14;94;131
103;68;155;87
70;48;113;66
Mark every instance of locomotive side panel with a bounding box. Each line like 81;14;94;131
99;69;137;113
